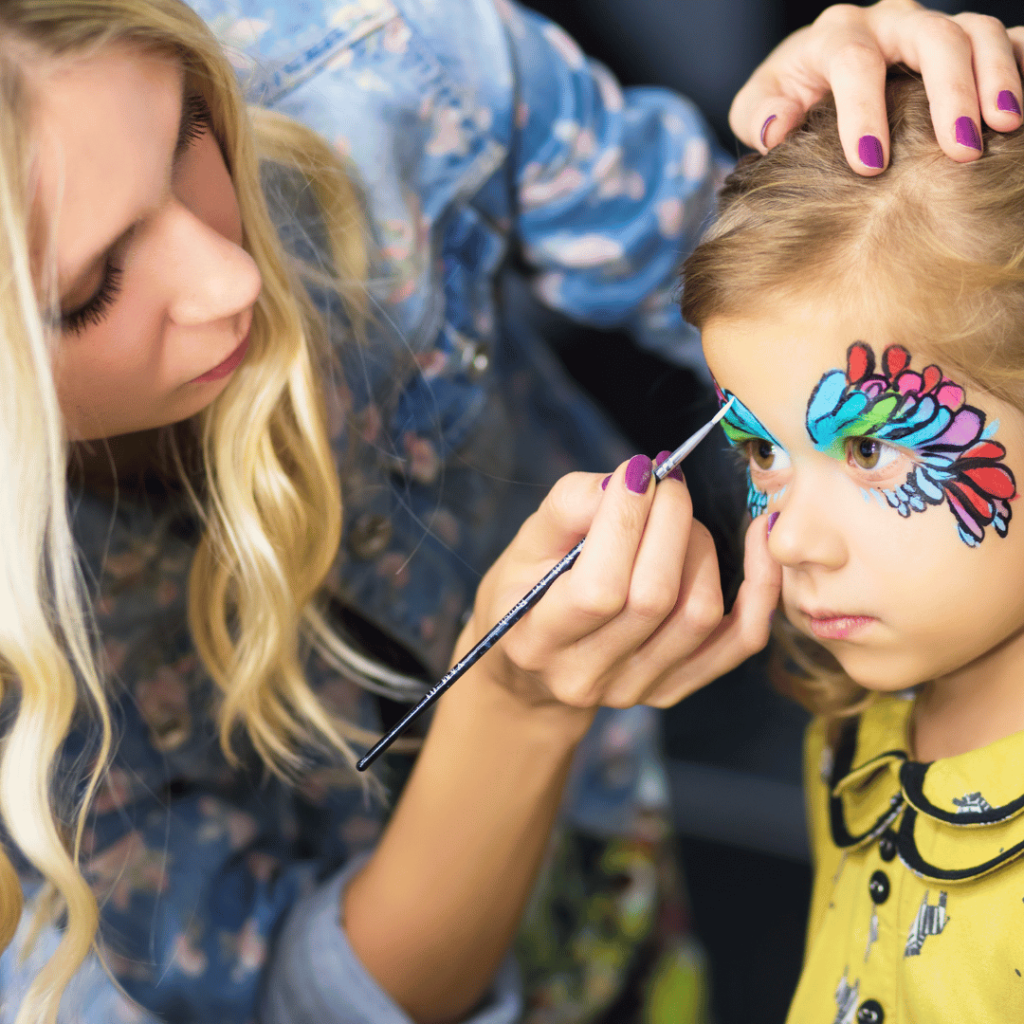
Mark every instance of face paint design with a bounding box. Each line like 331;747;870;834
806;343;1016;547
714;379;786;518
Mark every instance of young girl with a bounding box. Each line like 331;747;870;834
0;1;1018;1022
683;70;1024;1024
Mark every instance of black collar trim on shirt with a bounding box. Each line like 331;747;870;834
900;760;1024;826
829;718;906;849
896;806;1024;881
828;715;1024;880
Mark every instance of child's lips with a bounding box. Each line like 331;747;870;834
803;610;877;640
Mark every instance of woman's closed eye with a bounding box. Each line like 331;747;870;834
58;91;212;337
60;259;125;336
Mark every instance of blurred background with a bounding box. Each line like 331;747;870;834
515;2;1013;1022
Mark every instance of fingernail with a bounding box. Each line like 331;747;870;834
601;475;611;490
767;511;779;536
654;450;684;483
955;116;981;151
624;454;653;494
760;114;776;148
998;90;1022;116
857;134;884;169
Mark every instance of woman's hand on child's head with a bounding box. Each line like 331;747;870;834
731;0;1024;175
459;459;781;720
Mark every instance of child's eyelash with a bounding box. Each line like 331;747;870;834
725;439;753;472
60;262;124;336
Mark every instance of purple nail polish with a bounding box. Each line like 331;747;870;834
858;134;884;169
955;116;981;151
760;114;777;148
767;511;779;536
601;475;611;491
654;450;683;483
998;90;1022;116
624;455;653;494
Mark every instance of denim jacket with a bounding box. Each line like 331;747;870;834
0;3;725;1022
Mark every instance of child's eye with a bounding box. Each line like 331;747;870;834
847;437;900;472
748;439;791;472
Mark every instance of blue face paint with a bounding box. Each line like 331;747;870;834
714;382;787;518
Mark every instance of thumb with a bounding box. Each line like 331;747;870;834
734;93;812;154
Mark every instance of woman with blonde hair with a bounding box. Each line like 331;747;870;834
0;1;1020;1022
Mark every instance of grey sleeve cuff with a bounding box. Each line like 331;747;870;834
259;854;524;1024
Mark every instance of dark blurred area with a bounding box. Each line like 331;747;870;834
516;2;1012;1022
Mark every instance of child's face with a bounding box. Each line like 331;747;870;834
703;296;1024;696
33;44;262;441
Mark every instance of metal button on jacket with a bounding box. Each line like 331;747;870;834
857;998;885;1023
878;830;897;862
347;513;393;560
869;870;890;904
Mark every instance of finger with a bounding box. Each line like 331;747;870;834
1011;27;1024;74
540;454;656;642
619;462;693;635
646;513;781;708
729;26;823;153
513;470;606;565
730;60;824;153
753;96;813;154
952;13;1023;132
608;520;725;708
827;36;890;174
907;14;985;161
583;469;700;697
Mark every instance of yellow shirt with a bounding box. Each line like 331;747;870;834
787;695;1024;1024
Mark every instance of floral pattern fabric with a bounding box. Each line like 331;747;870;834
0;2;727;1021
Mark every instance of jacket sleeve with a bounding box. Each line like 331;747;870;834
2;782;519;1024
493;0;731;371
259;855;522;1024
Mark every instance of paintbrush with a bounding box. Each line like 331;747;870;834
356;399;735;771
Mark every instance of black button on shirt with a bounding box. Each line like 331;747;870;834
858;998;885;1023
869;870;890;904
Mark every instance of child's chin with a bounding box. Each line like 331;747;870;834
834;655;926;696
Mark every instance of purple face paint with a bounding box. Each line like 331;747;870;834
805;342;1016;547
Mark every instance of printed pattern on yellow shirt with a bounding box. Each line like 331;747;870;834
789;696;1024;1024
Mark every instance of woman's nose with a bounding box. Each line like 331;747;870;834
767;471;848;571
161;202;262;327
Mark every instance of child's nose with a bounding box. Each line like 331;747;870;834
767;472;848;571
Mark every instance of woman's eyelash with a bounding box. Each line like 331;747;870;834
176;92;212;156
60;262;124;336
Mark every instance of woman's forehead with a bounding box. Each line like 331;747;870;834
32;44;183;289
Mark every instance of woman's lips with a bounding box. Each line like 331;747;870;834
805;612;876;640
190;332;250;383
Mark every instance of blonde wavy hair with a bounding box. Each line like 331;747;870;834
0;1;418;1020
682;73;1024;725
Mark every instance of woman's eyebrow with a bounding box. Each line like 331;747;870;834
61;75;192;300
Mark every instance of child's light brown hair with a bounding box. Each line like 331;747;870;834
681;72;1024;721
